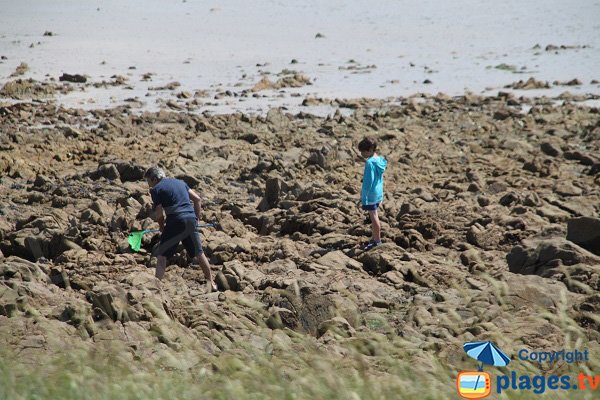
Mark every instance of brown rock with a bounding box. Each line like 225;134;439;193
59;73;87;83
507;237;600;275
540;142;561;157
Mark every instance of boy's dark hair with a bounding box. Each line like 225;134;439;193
358;137;377;152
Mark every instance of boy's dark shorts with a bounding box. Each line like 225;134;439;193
361;203;380;211
156;218;203;258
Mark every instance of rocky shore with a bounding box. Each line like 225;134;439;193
1;92;599;388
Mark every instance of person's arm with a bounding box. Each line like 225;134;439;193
188;188;202;220
149;188;165;231
361;161;376;205
152;204;165;232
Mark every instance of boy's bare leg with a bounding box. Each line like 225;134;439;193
369;209;381;242
156;256;167;280
197;253;217;291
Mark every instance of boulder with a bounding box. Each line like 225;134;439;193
309;250;363;272
81;209;103;225
317;316;355;338
536;205;571;223
553;264;599;293
33;174;53;189
215;271;241;291
113;161;145;182
86;284;146;322
357;244;406;275
0;257;49;282
7;226;77;261
554;182;583;197
564;150;595;166
460;248;483;267
59;73;87;83
466;224;502;250
567;217;600;256
265;107;289;128
258;176;286;211
261;287;358;336
507;237;600;275
93;163;120;181
0;286;19;317
540;142;561;157
258;259;297;275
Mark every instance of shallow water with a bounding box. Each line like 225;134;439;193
1;0;599;113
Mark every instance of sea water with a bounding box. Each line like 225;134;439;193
0;0;598;113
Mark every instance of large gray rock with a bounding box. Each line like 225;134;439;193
507;237;600;276
113;161;145;182
567;217;600;256
6;209;73;261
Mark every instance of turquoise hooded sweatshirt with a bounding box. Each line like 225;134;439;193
361;155;388;206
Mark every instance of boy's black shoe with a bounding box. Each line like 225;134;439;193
364;240;382;251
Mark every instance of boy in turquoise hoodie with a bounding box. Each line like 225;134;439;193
358;137;388;250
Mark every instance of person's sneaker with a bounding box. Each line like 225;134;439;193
364;240;382;251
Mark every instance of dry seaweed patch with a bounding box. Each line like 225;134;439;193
252;72;312;92
1;78;56;99
0;78;79;100
0;94;599;397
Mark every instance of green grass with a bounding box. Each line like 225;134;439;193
2;331;598;400
1;276;598;400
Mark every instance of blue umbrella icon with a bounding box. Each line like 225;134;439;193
464;341;511;371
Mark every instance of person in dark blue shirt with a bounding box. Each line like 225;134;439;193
144;166;217;291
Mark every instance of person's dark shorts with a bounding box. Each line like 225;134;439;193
362;202;380;211
156;218;203;258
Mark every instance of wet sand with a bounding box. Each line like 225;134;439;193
1;0;599;113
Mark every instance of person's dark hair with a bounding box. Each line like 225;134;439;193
358;137;377;152
144;166;166;181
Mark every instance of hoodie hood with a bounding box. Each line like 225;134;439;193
369;155;388;173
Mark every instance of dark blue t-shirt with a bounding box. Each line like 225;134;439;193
150;178;196;220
